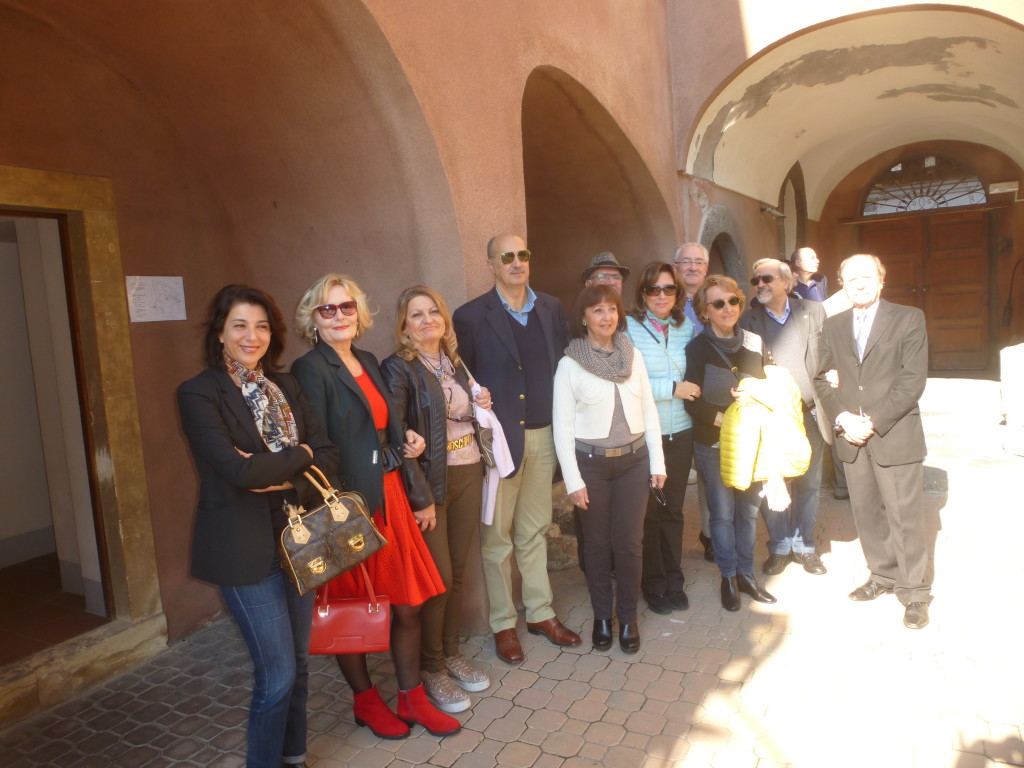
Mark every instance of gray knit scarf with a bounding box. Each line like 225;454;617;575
565;331;634;383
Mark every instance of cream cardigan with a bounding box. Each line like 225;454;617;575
552;353;666;494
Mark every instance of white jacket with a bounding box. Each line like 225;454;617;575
552;353;666;494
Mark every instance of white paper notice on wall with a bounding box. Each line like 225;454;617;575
126;276;187;322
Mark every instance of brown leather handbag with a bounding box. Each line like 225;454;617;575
278;466;387;596
308;562;391;654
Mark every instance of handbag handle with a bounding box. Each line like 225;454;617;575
302;465;339;502
357;562;378;606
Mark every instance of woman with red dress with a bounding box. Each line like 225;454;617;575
292;273;459;739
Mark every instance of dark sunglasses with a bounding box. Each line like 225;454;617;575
642;284;678;297
707;296;741;310
496;250;532;264
650;484;667;507
750;275;776;286
315;301;358;319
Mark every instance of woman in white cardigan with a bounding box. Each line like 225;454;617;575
553;284;666;654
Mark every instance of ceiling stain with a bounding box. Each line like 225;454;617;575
693;36;995;180
878;83;1018;108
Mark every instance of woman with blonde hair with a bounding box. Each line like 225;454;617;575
291;273;460;739
380;285;493;714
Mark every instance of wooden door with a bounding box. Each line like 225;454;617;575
857;211;990;370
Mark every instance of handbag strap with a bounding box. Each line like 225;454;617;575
357;562;379;606
302;465;338;501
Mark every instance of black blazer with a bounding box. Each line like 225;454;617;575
814;299;928;467
178;368;338;586
380;353;475;507
291;343;432;514
452;287;566;473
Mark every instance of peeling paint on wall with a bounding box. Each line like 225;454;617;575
879;83;1018;108
693;36;997;180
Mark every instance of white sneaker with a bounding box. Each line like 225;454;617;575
445;654;491;692
422;670;470;713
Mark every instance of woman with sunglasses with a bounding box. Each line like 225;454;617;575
625;262;701;616
178;285;338;768
291;274;461;739
553;284;665;654
684;275;777;611
380;285;492;715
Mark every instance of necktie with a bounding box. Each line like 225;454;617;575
855;311;869;360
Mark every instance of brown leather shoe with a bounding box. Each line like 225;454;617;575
525;617;582;647
493;629;524;664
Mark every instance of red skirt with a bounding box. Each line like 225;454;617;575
324;471;445;607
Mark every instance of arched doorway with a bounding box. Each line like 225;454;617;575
522;66;676;308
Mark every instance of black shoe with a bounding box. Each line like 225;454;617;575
667;590;689;611
791;552;827;575
618;623;640;654
592;619;613;650
736;573;776;603
720;576;740;611
644;593;672;615
833;486;850;500
903;602;929;629
848;579;893;601
699;532;716;563
762;553;790;576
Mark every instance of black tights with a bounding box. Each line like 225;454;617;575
335;602;423;692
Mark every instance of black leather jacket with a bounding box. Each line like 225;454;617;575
380;353;475;506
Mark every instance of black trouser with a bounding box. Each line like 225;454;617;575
641;429;693;597
576;446;649;624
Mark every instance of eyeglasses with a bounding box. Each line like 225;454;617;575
642;284;678;297
496;250;532;264
750;275;777;286
707;296;741;310
674;258;707;267
591;273;623;283
315;301;358;319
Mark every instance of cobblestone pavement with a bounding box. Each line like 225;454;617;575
2;380;1023;768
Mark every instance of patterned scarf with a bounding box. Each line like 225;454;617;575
224;355;299;452
565;331;634;383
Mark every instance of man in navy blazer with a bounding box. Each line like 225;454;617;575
453;233;581;663
814;254;932;629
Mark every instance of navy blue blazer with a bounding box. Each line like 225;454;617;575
452;286;566;473
178;368;338;586
291;342;432;514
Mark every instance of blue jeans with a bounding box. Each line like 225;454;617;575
693;441;761;578
762;409;824;555
221;562;315;768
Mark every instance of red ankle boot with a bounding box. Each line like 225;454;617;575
397;683;462;736
352;685;410;740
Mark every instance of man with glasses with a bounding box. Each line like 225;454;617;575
673;242;715;560
739;259;829;577
674;242;710;333
453;233;581;664
582;252;630;295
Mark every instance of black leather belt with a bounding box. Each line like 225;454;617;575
575;435;646;458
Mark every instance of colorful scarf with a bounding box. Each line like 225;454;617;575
224;355;299;452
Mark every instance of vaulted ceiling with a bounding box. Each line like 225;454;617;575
685;7;1024;217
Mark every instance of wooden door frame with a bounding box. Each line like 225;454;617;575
0;165;165;726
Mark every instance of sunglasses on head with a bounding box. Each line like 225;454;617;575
315;301;358;319
642;284;678;297
496;250;531;264
750;275;776;286
707;296;741;310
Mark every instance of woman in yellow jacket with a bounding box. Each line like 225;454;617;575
683;276;776;612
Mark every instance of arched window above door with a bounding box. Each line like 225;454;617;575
862;154;986;216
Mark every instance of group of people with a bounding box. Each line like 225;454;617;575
177;235;933;768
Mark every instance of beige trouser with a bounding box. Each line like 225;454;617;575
481;426;556;631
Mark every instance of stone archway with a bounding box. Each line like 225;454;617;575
522;66;677;309
698;205;746;283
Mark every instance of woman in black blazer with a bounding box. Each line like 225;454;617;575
178;285;337;768
292;273;459;739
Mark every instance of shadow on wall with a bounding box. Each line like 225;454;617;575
522;66;677;312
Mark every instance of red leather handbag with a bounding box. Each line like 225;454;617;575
309;562;391;654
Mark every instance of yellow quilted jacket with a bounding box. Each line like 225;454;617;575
719;365;811;491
